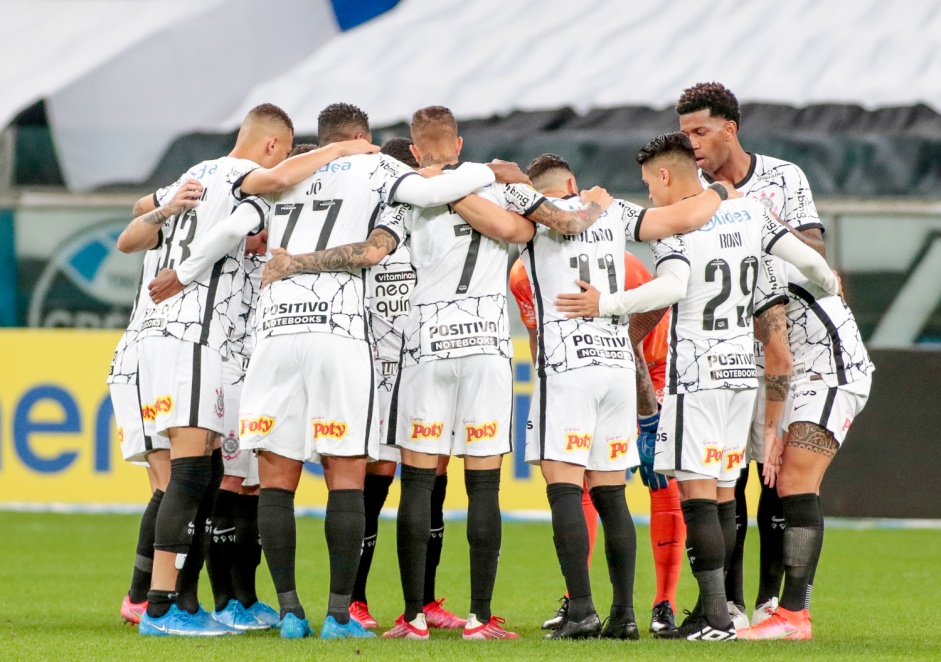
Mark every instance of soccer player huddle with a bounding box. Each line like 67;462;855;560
108;82;873;642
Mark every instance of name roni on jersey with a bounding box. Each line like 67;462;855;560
428;321;498;352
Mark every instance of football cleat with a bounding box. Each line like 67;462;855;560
213;599;270;631
121;595;146;625
382;613;430;640
139;604;240;636
279;613;314;639
728;601;750;632
751;596;778;626
320;615;377;639
243;601;280;628
600;614;639;640
794;609;813;640
545;612;602;640
654;610;736;641
423;597;466;629
542;596;569;630
350;601;379;629
650;601;676;633
462;614;519;640
738;608;803;640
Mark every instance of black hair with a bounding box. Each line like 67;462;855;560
675;81;741;126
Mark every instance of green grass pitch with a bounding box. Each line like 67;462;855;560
1;511;938;660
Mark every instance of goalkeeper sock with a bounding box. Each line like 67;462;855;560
581;480;599;569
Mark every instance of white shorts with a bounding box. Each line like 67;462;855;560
110;382;169;464
138;336;225;437
239;334;379;464
525;366;639;472
655;388;756;483
391;355;512;458
221;357;259;487
783;374;871;446
373;332;403;463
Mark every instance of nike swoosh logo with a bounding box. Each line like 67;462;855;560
771;517;785;523
148;622;168;633
657;540;678;547
212;527;236;536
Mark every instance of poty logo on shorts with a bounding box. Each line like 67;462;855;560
117;427;124;444
465;421;498;443
240;416;275;437
703;446;723;465
608;440;629;460
312;420;348;440
410;422;444;440
725;450;745;470
565;433;592;451
842;416;854;432
142;396;173;421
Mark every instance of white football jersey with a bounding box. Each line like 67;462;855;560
253;153;412;342
138;157;257;356
395;178;545;367
367;239;415;391
651;197;788;395
701;153;822;372
520;196;644;377
229;252;264;361
107;244;164;385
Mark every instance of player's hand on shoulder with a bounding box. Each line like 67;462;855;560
554;280;601;318
337;138;380;157
148;268;184;303
711;180;742;199
580;186;613;211
487;160;532;186
262;247;295;288
245;228;268;256
166;179;203;215
833;269;844;299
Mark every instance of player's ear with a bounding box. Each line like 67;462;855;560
566;176;578;195
266;136;278;155
456;135;464;154
409;144;422;165
724;120;737;141
660;167;671;186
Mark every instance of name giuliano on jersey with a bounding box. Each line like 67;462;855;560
367;241;415;389
521;196;645;378
701;153;821;372
651;197;788;395
395;178;545;368
107;243;164;385
138;157;258;357
252;153;412;342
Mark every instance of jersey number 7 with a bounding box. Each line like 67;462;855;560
275;199;345;251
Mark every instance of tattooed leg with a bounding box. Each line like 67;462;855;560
776;422;837;497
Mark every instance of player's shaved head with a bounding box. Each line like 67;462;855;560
233;103;294;168
245;103;295;135
409;106;462;167
380;137;419;169
676;82;741;126
288;143;318;157
527;153;575;191
318;103;370;145
636;132;697;174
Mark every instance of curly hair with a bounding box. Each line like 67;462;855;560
526;153;574;184
287;143;317;157
636;132;696;166
675;82;741;126
318;102;370;145
380;137;419;168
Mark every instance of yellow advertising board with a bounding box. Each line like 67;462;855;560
0;330;758;515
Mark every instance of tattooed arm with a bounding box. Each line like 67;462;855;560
525;186;612;235
634;342;659;417
756;301;793;487
262;228;398;287
117;179;202;253
629;308;668;347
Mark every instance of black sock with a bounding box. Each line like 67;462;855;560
325;489;365;625
397;465;437;621
258;487;304;619
590;485;636;621
466;469;501;622
681;499;731;629
352;474;393;604
129;489;163;604
718;499;738;575
148;455;212;618
780;493;823;612
724;464;749;608
231;494;260;608
176;449;222;614
423;473;448;606
547;482;594;621
756;468;786;606
207;487;238;612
